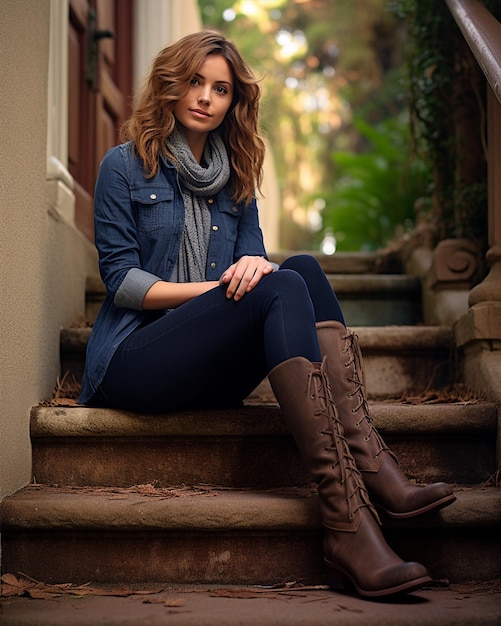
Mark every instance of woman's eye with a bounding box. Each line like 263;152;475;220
190;77;200;86
215;86;228;95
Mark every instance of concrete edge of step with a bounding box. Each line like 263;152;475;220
1;486;500;532
31;405;286;437
326;274;421;295
86;252;403;287
353;325;453;351
60;325;454;355
30;402;498;438
88;273;420;295
269;251;403;274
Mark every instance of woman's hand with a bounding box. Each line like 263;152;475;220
220;256;274;301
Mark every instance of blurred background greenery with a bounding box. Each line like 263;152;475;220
198;0;428;252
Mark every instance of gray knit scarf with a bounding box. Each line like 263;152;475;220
165;126;230;282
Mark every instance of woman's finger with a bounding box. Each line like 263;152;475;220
221;257;273;300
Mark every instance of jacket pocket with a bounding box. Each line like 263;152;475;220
131;187;174;232
218;203;242;243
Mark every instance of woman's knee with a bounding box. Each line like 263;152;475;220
264;266;310;296
279;254;323;277
259;270;316;320
277;254;345;324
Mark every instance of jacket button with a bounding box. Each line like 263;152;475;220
232;206;238;212
210;262;216;269
212;225;219;231
207;198;214;204
150;194;157;200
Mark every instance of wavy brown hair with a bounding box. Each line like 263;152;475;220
121;30;265;205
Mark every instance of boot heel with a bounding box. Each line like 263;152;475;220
324;562;347;592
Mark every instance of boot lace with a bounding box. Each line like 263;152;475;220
342;329;389;459
309;359;378;521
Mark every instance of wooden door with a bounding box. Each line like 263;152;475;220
68;0;133;241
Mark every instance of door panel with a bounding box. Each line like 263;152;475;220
68;22;81;176
68;0;133;241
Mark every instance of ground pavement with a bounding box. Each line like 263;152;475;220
1;579;500;625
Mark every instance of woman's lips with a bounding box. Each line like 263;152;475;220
190;108;211;118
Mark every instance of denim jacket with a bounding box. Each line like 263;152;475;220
78;142;268;404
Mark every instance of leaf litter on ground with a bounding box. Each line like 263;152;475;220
0;573;167;600
26;482;318;500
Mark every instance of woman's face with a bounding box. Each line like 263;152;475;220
173;54;234;148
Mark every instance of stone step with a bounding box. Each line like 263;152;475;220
327;275;421;326
84;250;405;312
30;402;497;488
61;325;454;399
268;251;403;275
1;485;499;585
86;272;420;326
356;325;454;398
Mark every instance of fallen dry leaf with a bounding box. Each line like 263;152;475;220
209;582;329;599
27;483;220;500
27;588;63;600
399;383;483;405
482;469;501;488
142;596;185;607
164;599;185;607
209;589;278;599
336;603;364;613
26;483;318;501
1;574;35;597
449;580;501;595
40;371;81;406
0;574;165;600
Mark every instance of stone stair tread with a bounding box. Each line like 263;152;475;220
0;486;319;531
30;400;496;489
87;273;421;299
354;325;452;350
85;266;420;326
2;485;499;586
31;402;497;438
2;485;499;531
269;251;402;274
61;324;453;353
87;274;418;296
60;325;456;398
327;274;420;294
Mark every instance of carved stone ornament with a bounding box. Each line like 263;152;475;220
429;238;479;291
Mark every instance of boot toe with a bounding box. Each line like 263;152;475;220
355;561;432;598
385;482;457;519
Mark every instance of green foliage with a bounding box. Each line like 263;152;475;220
321;115;431;251
389;0;459;240
389;0;501;249
198;1;423;250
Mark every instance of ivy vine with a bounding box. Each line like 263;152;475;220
390;0;501;255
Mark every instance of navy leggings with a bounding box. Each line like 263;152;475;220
96;255;345;412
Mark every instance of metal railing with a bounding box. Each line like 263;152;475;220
445;0;501;104
445;0;501;308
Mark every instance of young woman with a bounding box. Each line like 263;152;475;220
79;30;455;599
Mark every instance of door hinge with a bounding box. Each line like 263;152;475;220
86;8;114;89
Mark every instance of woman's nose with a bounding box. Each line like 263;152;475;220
198;90;211;105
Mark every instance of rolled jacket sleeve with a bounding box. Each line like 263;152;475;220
114;267;161;310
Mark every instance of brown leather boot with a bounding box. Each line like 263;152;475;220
268;357;431;598
316;320;456;519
